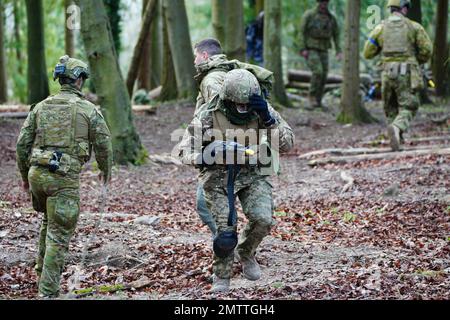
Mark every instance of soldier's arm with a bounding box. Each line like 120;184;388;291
363;24;383;60
16;107;37;182
200;72;224;104
265;105;295;154
332;14;342;54
178;115;208;166
89;109;113;184
415;24;432;64
298;11;311;51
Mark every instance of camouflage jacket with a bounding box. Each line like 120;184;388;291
16;85;113;182
178;95;295;178
363;13;432;65
298;5;341;53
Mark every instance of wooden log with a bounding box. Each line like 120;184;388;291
299;144;448;159
288;70;373;89
308;147;450;166
362;135;450;146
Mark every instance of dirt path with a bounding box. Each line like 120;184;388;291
0;101;449;299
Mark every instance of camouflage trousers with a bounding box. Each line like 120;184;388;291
28;166;80;297
306;49;329;103
382;70;419;133
201;167;274;279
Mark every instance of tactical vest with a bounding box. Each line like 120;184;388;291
382;15;416;58
211;110;278;175
308;13;334;39
30;93;90;175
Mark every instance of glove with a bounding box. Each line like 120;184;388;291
249;94;276;127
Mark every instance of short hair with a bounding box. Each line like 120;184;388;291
58;77;77;86
194;38;223;56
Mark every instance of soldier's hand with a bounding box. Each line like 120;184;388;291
249;94;276;127
300;50;309;60
22;181;30;192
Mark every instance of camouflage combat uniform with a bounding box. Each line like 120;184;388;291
299;3;341;106
194;54;275;236
16;59;113;297
180;70;294;282
363;12;432;135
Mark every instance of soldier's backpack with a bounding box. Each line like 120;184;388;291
383;15;415;57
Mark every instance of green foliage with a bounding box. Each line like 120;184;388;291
133;147;149;166
342;211;357;223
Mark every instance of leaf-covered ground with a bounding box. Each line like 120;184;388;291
0;101;449;300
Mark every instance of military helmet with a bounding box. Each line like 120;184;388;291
387;0;411;8
53;55;90;81
219;69;261;104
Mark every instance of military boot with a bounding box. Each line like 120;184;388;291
210;276;230;293
387;124;401;151
239;254;261;281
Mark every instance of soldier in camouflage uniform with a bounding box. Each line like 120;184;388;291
179;69;294;293
299;0;342;109
16;55;113;298
363;0;432;151
193;38;275;236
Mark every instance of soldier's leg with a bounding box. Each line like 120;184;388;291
317;51;329;106
236;179;274;260
382;73;399;124
306;50;323;106
203;185;235;280
28;167;48;278
196;184;217;236
393;74;419;133
38;190;80;297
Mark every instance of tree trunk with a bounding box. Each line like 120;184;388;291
162;0;196;100
0;0;7;103
337;0;372;124
263;0;290;107
149;0;162;89
126;0;157;96
159;6;178;101
407;0;422;23
65;0;76;57
25;0;50;105
137;0;151;91
225;0;246;61
103;0;122;55
432;0;449;97
13;1;23;76
212;0;227;46
255;0;264;15
75;0;145;165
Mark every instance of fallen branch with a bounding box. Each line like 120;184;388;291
299;144;449;159
362;135;450;146
308;147;450;166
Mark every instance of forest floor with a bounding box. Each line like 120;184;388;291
0;98;449;300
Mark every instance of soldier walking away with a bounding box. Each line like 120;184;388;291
363;0;432;151
298;0;342;110
16;55;113;298
179;69;294;293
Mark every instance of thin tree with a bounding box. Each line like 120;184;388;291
25;0;50;105
126;0;158;96
149;0;163;89
432;0;449;97
162;0;196;99
0;0;7;103
225;0;246;61
212;0;227;46
159;5;178;101
338;0;373;124
138;0;151;91
103;0;122;55
407;0;422;23
65;0;76;57
75;0;145;165
13;1;23;76
263;0;290;107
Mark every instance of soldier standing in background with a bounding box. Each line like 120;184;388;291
363;0;432;151
298;0;342;110
16;55;113;298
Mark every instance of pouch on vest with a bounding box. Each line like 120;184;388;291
385;62;400;80
410;64;424;91
308;14;333;39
